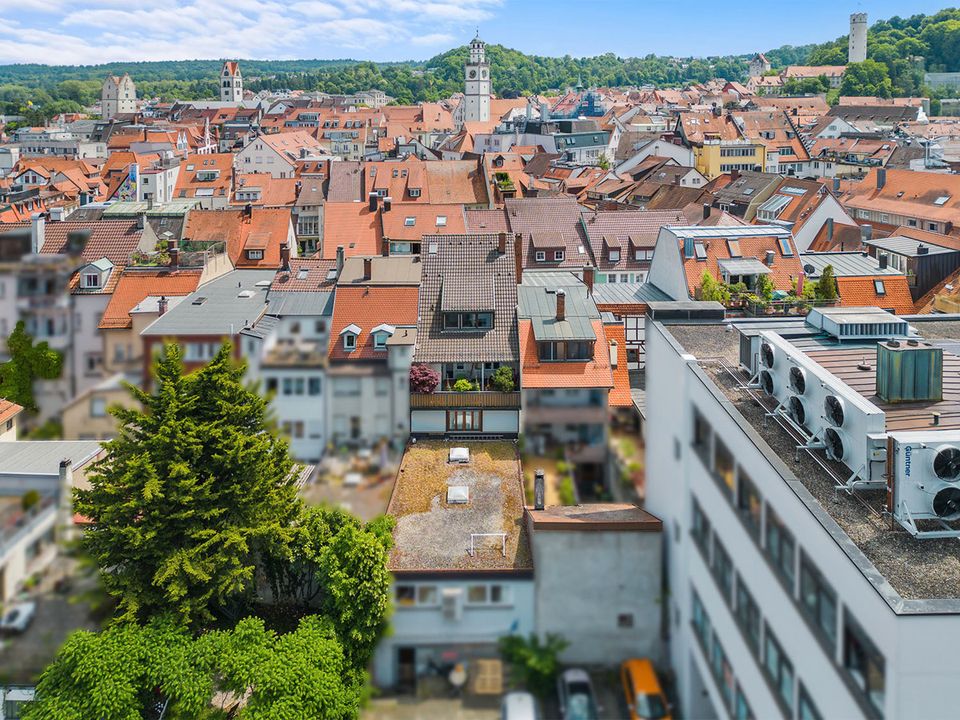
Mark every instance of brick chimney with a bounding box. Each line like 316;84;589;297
363;257;372;280
876;168;886;190
336;246;345;274
280;242;291;272
702;203;711;220
383;196;392;212
167;238;179;269
158;295;168;316
381;237;390;257
368;191;379;211
555;289;566;321
497;232;507;254
583;266;594;295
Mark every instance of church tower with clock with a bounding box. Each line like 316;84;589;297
463;33;491;123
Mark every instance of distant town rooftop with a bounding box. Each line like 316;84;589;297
387;441;532;574
662;314;960;610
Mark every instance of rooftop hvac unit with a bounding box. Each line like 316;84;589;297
888;431;960;539
758;330;886;488
441;587;463;621
449;447;470;464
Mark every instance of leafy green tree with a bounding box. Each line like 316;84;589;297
263;506;394;670
25;615;361;720
23;617;219;720
816;265;839;301
0;321;63;411
74;344;301;626
490;365;515;392
755;273;775;303
840;60;894;98
699;271;731;304
499;633;569;699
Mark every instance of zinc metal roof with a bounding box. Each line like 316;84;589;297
590;282;672;306
665;225;791;240
865;236;956;257
141;269;276;336
800;251;903;278
518;284;599;341
0;441;102;477
717;257;772;275
266;291;333;317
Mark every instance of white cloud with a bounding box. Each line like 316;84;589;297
0;0;503;64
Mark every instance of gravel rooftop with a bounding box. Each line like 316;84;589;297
387;440;532;573
667;322;960;602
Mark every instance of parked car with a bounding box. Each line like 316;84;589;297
0;601;37;634
557;668;599;720
501;691;540;720
621;658;671;720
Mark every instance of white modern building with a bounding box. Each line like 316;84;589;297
645;304;960;720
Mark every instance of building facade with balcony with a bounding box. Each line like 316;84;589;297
517;274;615;473
410;233;520;438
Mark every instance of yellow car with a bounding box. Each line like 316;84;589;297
621;659;671;720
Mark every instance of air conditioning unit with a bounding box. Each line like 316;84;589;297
758;331;886;487
888;431;960;539
441;587;463;621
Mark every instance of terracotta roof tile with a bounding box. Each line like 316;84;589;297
321;203;382;259
99;269;202;329
519;319;614;390
183;208;293;268
327;286;418;361
835;275;915;314
604;323;632;407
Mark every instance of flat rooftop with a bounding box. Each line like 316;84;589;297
664;318;960;606
387;441;532;574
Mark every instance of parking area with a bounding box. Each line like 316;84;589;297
0;589;98;683
364;669;629;720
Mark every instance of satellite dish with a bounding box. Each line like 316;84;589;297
824;427;845;461
824;395;845;427
760;341;775;369
803;263;815;274
933;447;960;481
933;487;960;521
789;366;806;395
760;369;775;396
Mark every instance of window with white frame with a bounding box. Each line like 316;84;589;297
83;272;101;289
554;250;565;261
535;251;546;262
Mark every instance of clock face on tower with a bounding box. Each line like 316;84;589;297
469;69;477;79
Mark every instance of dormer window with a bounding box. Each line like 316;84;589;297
247;249;264;260
83;272;101;289
554;250;565;261
608;249;621;262
371;323;395;350
340;323;361;351
409;188;421;198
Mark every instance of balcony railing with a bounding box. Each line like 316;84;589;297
410;391;521;410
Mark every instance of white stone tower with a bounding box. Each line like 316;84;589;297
220;61;243;103
849;13;868;64
463;33;491;124
101;73;136;119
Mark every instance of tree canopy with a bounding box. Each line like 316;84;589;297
23;615;361;720
74;343;301;626
0;321;63;411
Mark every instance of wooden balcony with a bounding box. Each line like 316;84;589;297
410;391;521;410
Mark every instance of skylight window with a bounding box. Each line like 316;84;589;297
935;196;951;206
436;216;447;227
777;237;793;256
694;243;707;260
743;188;755;196
727;239;742;257
404;217;416;226
874;279;886;296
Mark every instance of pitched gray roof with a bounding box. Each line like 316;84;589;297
518;284;598;341
800;252;903;278
414;234;519;364
590;282;672;306
142;269;275;336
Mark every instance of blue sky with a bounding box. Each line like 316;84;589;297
0;0;952;66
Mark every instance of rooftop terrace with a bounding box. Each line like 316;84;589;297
664;318;960;607
387;441;532;574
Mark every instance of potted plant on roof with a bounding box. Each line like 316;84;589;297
409;363;440;394
452;377;478;392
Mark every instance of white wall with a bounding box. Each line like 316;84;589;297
373;577;535;688
793;194;858;253
644;319;960;720
411;409;445;434
648;230;689;300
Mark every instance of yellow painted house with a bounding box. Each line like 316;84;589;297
693;140;766;181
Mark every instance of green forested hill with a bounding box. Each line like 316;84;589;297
4;9;960;119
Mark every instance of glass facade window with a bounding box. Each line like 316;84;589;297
714;436;735;496
763;625;794;712
734;575;761;653
765;507;796;589
736;470;762;537
843;611;885;715
800;551;838;647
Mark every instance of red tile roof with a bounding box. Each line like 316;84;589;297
321;203;382;259
270;258;337;291
28;220;144;266
681;231;804;295
604;323;632;408
327;286;419;361
99;269;202;329
836;275;915;315
0;400;23;425
183;208;293;268
518;319;614;390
